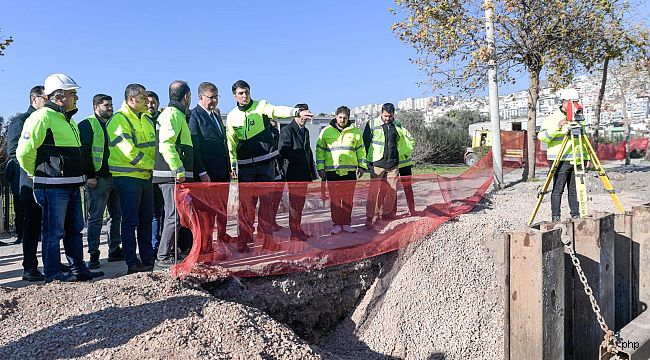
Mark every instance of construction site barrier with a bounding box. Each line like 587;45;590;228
170;134;647;281
504;206;650;359
170;147;517;280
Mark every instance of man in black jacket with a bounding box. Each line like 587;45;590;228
5;85;46;281
279;103;318;241
78;94;123;269
189;82;233;244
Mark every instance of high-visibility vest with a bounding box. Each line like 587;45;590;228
316;122;368;175
79;115;106;172
398;125;415;168
107;101;156;179
226;99;299;169
153;104;194;182
16;103;86;188
538;109;589;164
366;117;414;167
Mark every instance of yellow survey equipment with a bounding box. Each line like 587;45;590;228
528;122;624;227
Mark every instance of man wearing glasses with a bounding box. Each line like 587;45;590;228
189;82;233;249
5;85;46;280
17;74;104;282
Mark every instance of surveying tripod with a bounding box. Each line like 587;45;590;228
527;118;624;227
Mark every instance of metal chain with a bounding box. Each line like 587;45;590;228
554;224;620;358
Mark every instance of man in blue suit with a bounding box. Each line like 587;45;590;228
189;82;233;244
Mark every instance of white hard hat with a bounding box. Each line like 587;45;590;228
44;73;80;96
559;88;580;101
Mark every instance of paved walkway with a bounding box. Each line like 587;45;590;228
0;231;130;288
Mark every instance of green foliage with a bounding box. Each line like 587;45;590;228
397;110;470;164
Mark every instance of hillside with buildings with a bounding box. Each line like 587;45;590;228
351;70;650;137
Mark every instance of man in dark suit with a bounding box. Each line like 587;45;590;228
5;85;47;280
189;82;232;243
279;103;318;241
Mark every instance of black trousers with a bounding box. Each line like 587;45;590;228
22;197;42;271
13;194;24;242
551;161;579;219
326;171;357;226
398;166;416;213
157;183;193;260
288;182;308;235
238;162;275;243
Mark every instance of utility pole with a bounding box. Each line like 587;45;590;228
484;0;503;189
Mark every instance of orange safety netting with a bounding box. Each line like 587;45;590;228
535;137;648;167
170;134;647;280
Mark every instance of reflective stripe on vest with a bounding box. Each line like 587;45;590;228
109;165;149;173
153;170;194;178
237;149;279;165
87;117;106;172
33;175;86;185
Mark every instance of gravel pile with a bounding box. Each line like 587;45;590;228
322;164;650;359
1;163;648;360
0;273;324;359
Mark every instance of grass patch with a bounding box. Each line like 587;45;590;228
413;164;469;175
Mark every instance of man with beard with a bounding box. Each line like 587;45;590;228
79;94;123;268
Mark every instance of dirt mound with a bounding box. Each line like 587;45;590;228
0;273;324;359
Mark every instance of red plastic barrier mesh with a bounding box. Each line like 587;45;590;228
170;134;648;280
536;137;648;167
170;149;516;280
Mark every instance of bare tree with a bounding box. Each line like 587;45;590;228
0;29;13;56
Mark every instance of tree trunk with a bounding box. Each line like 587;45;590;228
619;89;631;165
594;56;609;150
525;70;541;180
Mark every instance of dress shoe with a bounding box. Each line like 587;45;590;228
107;247;125;262
261;234;282;251
290;232;309;241
221;234;237;243
87;252;101;269
364;218;374;230
22;269;45;282
127;263;153;275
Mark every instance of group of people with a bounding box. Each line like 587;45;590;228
6;74;417;283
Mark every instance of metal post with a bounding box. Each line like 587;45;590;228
484;0;503;189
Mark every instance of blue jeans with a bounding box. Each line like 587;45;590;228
85;176;121;255
113;176;154;268
34;187;87;280
152;183;164;250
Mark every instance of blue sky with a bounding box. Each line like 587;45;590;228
0;0;429;119
1;0;648;120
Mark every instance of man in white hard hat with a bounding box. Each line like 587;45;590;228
17;73;105;282
537;88;590;222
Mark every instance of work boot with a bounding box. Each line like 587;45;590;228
87;251;101;269
45;272;76;283
551;215;561;222
153;258;175;271
75;270;105;282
